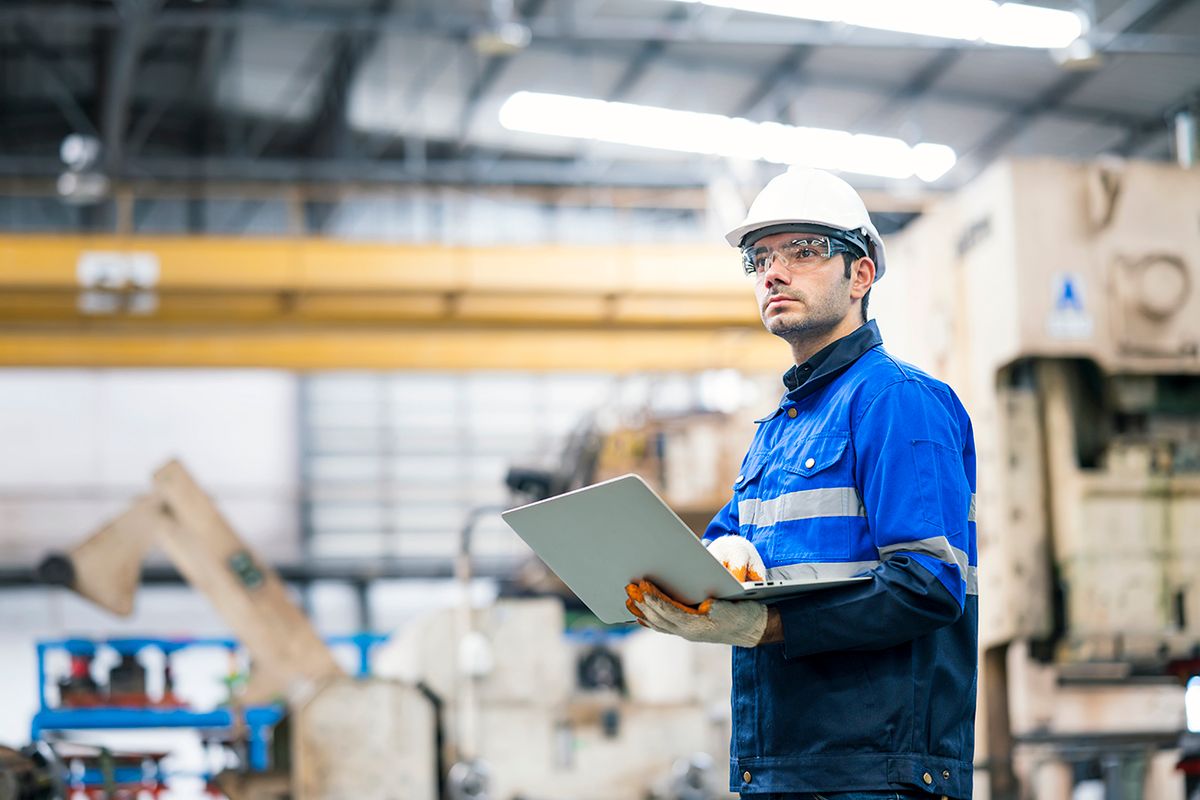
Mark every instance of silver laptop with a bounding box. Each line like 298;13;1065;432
500;473;871;624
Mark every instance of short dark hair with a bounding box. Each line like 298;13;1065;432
842;252;870;322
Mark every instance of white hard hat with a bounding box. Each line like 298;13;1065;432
725;168;887;281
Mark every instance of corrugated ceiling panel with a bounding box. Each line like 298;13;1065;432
1068;54;1200;117
216;23;327;121
900;99;1010;154
620;59;759;113
1147;0;1200;33
1004;116;1128;157
802;46;934;91
782;84;900;132
452;47;635;154
930;50;1065;103
348;33;473;141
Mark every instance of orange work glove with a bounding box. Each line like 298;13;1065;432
625;580;767;648
706;534;767;582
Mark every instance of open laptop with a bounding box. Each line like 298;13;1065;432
500;473;870;625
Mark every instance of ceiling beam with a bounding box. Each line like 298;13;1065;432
242;36;341;159
1115;85;1200;156
1;6;1159;133
563;5;702;179
606;5;695;102
307;0;393;159
100;0;164;174
127;6;240;160
10;22;98;139
852;49;962;130
0;152;749;188
956;0;1192;182
734;45;816;120
5;4;1198;54
454;0;548;151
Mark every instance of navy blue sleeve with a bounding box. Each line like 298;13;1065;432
775;378;974;657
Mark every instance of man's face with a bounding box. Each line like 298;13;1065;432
750;230;856;340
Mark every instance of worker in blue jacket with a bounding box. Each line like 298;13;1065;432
626;167;978;800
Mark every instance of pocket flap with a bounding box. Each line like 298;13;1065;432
782;434;850;477
732;457;766;489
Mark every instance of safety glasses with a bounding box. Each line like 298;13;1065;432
741;236;856;277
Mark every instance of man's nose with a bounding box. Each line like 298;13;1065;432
762;254;790;286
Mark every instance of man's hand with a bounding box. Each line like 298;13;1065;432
625;580;768;648
706;535;766;582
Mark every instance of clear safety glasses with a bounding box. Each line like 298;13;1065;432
741;236;855;277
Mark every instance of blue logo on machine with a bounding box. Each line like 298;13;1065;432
1055;275;1083;312
1048;272;1093;339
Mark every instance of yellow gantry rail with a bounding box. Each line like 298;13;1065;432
0;236;787;371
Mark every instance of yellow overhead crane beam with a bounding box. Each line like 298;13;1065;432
0;235;788;371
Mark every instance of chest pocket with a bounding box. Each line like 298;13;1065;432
764;433;856;563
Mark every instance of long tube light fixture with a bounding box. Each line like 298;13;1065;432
499;92;958;182
669;0;1086;49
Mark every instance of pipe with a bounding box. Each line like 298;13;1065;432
1175;107;1197;169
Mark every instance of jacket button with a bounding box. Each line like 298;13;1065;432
736;475;744;483
786;408;798;418
922;772;933;785
943;770;951;780
804;457;815;469
742;771;751;783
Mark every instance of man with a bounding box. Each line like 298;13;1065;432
625;168;978;800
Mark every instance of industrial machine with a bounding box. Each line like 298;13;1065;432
374;598;733;800
37;461;437;800
37;461;735;800
881;158;1200;800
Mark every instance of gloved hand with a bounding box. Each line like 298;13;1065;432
706;534;766;582
625;579;767;648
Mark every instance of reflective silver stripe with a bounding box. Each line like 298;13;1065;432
879;535;970;577
969;493;977;523
738;486;865;528
766;561;879;582
766;560;979;596
880;536;978;596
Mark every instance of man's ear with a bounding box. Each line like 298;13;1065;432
851;257;876;299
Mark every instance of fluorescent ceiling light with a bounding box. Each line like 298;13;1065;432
672;0;1085;49
499;92;957;182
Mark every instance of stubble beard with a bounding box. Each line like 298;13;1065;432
762;289;847;344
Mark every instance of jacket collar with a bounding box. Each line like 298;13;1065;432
756;320;883;422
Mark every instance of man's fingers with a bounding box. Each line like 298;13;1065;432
626;596;647;620
636;592;681;631
639;580;713;616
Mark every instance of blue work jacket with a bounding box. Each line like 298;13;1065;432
703;320;978;799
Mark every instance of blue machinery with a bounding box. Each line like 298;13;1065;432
32;634;387;775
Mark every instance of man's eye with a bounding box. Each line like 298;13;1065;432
798;248;818;259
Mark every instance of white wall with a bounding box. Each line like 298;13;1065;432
0;369;300;566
